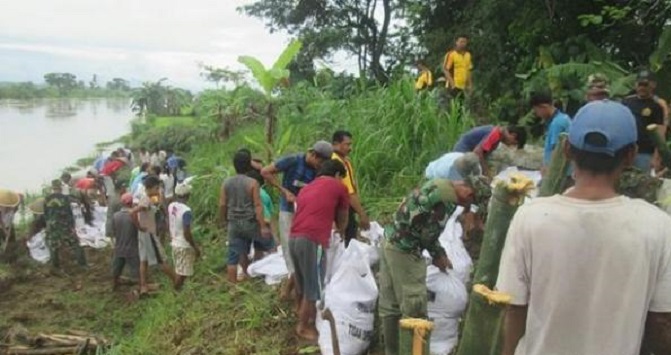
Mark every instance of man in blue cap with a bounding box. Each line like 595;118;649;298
497;100;671;355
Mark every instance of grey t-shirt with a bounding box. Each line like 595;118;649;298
223;175;256;221
112;208;139;259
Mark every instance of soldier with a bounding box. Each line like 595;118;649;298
378;177;491;355
44;179;87;271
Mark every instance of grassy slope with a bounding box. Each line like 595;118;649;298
1;82;473;354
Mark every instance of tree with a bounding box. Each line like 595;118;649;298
238;39;302;160
89;74;99;90
43;73;78;95
106;78;131;91
240;0;393;83
131;79;192;117
199;64;246;88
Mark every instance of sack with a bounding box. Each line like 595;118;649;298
429;316;460;355
318;241;378;355
359;222;384;266
27;230;50;264
426;266;467;355
324;232;346;286
247;251;289;285
437;208;473;284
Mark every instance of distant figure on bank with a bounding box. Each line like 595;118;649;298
44;180;87;271
111;193;139;291
260;141;333;296
585;73;610;102
290;159;350;341
497;100;671;355
60;172;72;195
169;182;200;290
415;60;434;91
331;130;370;246
622;70;665;172
453;125;526;176
220;150;270;283
443;34;473;96
529;92;571;173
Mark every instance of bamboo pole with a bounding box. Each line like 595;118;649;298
399;318;433;355
457;175;534;355
538;134;570;197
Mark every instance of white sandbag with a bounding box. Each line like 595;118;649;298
247;251;289;285
438;209;473;284
74;204;111;249
426;266;467;355
657;179;671;216
359;221;384;266
324;232;346;286
426;266;468;318
429;316;460;355
27;230;50;264
319;240;378;355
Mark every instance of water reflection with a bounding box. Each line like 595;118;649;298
45;99;77;119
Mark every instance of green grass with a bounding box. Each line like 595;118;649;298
152;116;196;128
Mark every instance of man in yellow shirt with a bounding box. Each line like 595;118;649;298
331;130;370;246
415;60;433;91
443;35;473;95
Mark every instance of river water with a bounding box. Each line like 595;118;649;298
0;98;133;193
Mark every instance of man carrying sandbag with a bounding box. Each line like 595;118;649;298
379;177;490;355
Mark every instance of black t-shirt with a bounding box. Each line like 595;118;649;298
623;95;664;154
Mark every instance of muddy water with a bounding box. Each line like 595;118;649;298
0;98;133;193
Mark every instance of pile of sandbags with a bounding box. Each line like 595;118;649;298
318;240;378;355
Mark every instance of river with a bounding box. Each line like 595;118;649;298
0;98;134;193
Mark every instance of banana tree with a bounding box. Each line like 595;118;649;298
238;40;302;161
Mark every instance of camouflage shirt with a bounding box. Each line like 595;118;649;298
44;193;75;237
385;180;458;258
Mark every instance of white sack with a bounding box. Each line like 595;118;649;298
27;230;50;264
247;251;289;285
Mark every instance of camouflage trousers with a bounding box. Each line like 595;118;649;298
378;240;428;355
45;229;86;269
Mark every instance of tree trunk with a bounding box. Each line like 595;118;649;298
265;102;276;162
370;0;391;84
457;176;534;355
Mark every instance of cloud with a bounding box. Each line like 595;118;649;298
0;0;295;90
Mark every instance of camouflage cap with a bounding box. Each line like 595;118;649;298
454;153;482;179
465;175;492;205
51;179;63;190
417;178;457;209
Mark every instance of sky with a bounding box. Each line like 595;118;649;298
0;0;347;91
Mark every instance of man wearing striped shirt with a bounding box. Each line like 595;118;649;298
331;130;370;246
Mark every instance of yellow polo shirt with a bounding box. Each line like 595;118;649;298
415;70;434;90
331;152;356;194
443;50;473;90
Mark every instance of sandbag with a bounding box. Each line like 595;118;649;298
27;230;50;264
429;316;460;355
247;251;289;285
437;207;473;284
426;266;468;318
319;240;378;355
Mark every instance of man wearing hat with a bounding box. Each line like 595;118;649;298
425;152;482;180
585;73;610;102
168;182;200;290
0;189;21;255
623;69;665;171
379;176;491;355
111;193;139;290
44;179;87;271
497;101;671;355
260;140;333;297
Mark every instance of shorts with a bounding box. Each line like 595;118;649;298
112;256;140;279
138;231;167;265
253;234;276;252
227;219;259;265
289;236;324;302
172;247;195;276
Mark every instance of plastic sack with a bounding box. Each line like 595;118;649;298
324;232;346;286
318;240;378;355
426;266;468;355
27;230;50;264
247;251;289;285
657;179;671;216
437;207;473;284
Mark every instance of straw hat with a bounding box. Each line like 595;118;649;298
0;189;20;208
28;198;46;215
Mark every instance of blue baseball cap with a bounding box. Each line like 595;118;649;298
569;100;637;156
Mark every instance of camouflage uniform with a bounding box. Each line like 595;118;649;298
44;192;86;269
379;177;490;355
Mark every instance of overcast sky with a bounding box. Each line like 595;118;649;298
0;0;337;91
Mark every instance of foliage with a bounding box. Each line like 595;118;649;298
199;64;246;88
43;72;78;95
238;40;303;97
105;78;131;91
130;79;193;117
128;120;209;153
194;86;265;140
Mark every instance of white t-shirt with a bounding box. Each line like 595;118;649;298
496;195;671;355
160;173;174;199
168;201;192;249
